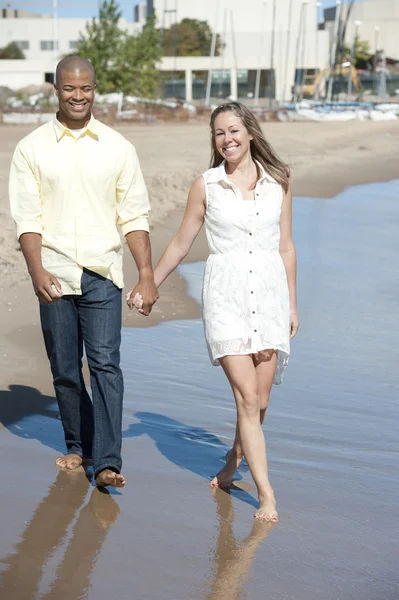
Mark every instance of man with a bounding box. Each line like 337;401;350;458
9;56;158;487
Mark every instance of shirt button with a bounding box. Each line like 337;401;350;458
249;251;252;254
252;311;255;314
256;212;259;216
249;233;252;236
249;270;252;273
254;329;257;332
251;291;254;294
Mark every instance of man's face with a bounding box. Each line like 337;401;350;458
54;68;96;124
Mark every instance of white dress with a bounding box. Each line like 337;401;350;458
201;161;290;385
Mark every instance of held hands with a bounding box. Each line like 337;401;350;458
290;309;299;339
31;267;63;304
126;275;159;316
126;291;145;313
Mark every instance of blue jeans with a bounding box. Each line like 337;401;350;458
40;269;123;477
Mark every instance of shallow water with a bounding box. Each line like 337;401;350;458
1;180;398;599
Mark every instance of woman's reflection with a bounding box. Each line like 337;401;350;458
206;488;275;600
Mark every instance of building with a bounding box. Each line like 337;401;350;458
322;0;399;61
0;9;141;63
149;0;329;102
0;0;329;102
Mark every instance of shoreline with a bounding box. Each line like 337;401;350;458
0;119;398;394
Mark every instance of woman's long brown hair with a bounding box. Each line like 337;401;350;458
210;102;290;192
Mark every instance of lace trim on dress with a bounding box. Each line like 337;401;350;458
207;336;289;385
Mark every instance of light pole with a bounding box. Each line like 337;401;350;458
374;25;380;95
268;0;276;108
378;49;387;98
282;0;293;102
299;0;309;102
314;1;322;100
255;1;268;106
293;0;309;102
326;0;342;102
347;20;361;97
205;0;219;107
52;0;58;81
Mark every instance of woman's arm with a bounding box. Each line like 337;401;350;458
279;184;299;338
127;176;206;309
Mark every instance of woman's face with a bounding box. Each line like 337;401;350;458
213;111;253;164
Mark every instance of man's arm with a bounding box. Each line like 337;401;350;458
19;233;62;304
125;231;158;316
9;144;62;304
116;142;157;315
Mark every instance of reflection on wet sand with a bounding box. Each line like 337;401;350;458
206;489;275;600
0;470;119;600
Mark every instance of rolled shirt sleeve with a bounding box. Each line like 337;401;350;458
116;142;151;236
9;143;42;240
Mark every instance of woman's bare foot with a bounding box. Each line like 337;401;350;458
95;469;126;488
56;454;83;470
254;489;278;522
210;449;243;489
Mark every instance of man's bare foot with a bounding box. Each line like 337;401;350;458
254;490;278;522
95;469;126;488
56;454;83;470
210;449;243;489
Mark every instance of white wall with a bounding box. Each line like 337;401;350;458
154;0;329;99
343;0;399;59
0;17;142;61
0;59;56;89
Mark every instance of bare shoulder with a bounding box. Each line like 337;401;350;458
189;175;206;202
190;175;206;194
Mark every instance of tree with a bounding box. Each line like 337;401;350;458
162;18;223;57
342;38;372;70
0;42;25;59
76;1;162;98
76;0;126;93
121;15;162;97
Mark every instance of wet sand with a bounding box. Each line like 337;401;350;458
1;179;398;599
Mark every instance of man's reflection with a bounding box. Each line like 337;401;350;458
0;468;119;600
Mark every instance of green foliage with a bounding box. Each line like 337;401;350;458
76;1;162;97
76;0;125;93
162;18;223;57
342;37;372;68
0;42;25;59
120;15;162;97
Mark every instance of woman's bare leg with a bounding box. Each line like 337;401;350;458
210;354;278;521
218;350;277;484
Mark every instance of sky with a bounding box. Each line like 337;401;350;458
13;0;363;21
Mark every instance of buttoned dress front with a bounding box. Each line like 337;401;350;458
201;161;290;384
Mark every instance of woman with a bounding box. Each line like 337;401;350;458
128;102;298;522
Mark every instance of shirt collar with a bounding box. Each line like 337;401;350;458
53;113;100;141
208;160;276;185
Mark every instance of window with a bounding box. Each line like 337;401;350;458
45;72;55;84
69;41;78;50
15;41;30;50
40;41;59;51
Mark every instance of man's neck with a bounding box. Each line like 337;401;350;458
56;111;91;130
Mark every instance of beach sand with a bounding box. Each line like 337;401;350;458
0;119;398;598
